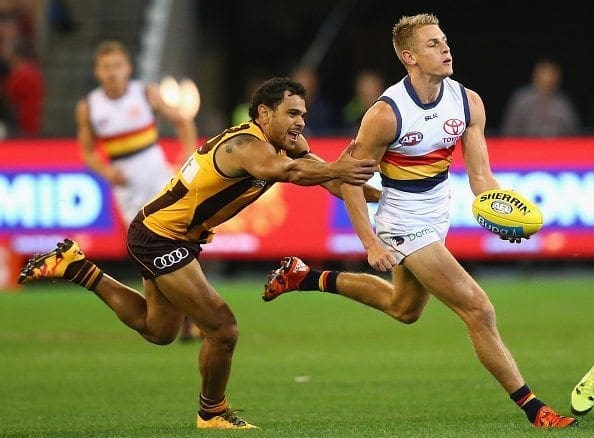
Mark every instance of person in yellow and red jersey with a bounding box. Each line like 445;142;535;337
75;40;201;341
19;77;380;429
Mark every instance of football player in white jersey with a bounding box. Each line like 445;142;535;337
75;40;201;341
264;13;576;429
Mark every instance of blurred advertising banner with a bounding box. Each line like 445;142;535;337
1;138;593;260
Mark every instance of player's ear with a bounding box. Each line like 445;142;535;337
258;104;271;124
401;50;416;66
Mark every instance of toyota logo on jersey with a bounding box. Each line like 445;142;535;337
443;118;465;135
153;248;190;269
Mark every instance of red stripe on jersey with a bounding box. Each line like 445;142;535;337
382;147;454;167
98;121;157;141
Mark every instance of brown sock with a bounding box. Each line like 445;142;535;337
198;394;228;420
65;260;104;291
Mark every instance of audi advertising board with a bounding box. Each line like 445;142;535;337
1;138;592;260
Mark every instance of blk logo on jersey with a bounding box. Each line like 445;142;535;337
400;131;423;146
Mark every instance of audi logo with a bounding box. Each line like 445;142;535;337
153;247;190;269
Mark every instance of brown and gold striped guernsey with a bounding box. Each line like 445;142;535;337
141;121;282;243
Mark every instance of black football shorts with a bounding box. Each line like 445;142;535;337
126;216;202;279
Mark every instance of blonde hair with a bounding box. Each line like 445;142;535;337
392;13;440;63
93;40;131;65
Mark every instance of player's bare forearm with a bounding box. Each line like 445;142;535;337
321;180;343;198
322;180;381;202
286;155;376;186
341;183;379;249
362;183;381;202
285;159;336;186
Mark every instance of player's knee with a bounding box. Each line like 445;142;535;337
218;322;239;351
464;294;496;329
386;299;425;324
152;336;176;345
144;328;179;345
392;309;422;324
386;303;423;324
205;315;239;351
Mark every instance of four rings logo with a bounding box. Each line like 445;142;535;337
443;118;465;135
153;247;190;269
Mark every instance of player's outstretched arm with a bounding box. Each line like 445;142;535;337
285;142;377;186
298;143;381;201
236;139;377;187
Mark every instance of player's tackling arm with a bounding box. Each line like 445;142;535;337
232;136;377;186
301;146;381;201
342;101;397;271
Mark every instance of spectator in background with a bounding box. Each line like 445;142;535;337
0;0;36;55
341;69;385;136
291;64;339;136
2;42;44;137
48;0;76;34
0;12;44;137
500;58;580;137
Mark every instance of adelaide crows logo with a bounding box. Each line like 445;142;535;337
391;236;405;246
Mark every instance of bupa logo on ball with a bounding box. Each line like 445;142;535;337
490;200;513;215
476;214;523;237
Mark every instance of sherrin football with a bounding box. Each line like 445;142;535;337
472;189;543;239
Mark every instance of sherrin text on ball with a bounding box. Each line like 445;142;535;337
471;189;543;239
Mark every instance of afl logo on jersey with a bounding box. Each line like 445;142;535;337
443;118;465;135
400;131;423;146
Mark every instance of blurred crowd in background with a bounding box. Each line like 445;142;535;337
0;0;593;141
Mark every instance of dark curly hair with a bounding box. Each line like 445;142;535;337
248;77;306;120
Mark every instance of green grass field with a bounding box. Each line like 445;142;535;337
0;271;592;437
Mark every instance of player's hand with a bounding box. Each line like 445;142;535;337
367;242;397;272
333;140;377;185
499;234;529;244
105;166;128;186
